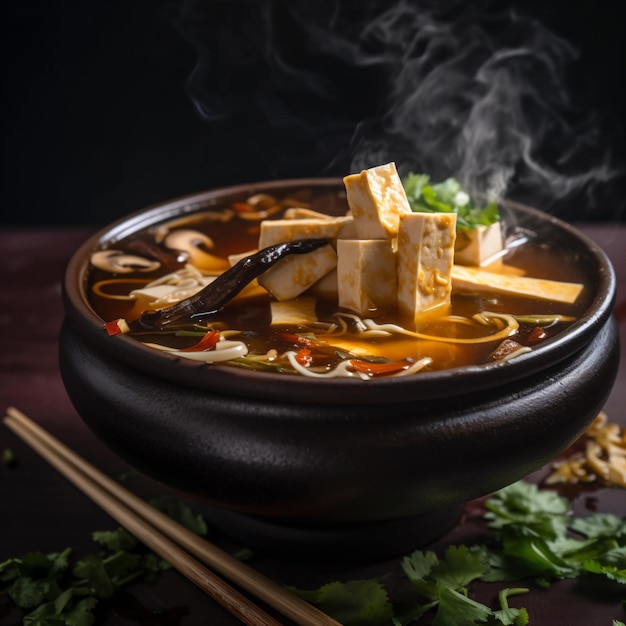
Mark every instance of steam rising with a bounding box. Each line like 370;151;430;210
176;0;624;219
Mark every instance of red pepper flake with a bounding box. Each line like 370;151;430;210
279;332;316;346
179;330;221;352
232;202;254;213
295;348;313;366
349;360;409;376
104;318;129;335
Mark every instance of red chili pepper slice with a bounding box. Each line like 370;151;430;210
104;318;131;335
104;319;124;336
179;330;221;352
349;359;409;376
279;332;316;346
295;348;313;366
232;202;254;213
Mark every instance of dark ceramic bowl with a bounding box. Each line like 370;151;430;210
60;179;619;558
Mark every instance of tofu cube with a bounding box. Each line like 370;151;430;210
258;244;337;301
308;268;338;300
397;212;457;321
337;239;397;316
283;207;335;220
451;265;583;304
343;162;412;240
270;297;318;326
258;216;356;250
454;222;503;266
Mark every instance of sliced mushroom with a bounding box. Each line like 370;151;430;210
163;229;230;274
150;209;234;243
236;193;284;221
90;250;161;274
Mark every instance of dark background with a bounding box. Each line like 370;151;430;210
2;0;625;227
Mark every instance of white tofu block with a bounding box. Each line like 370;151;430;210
258;216;356;249
397;212;457;321
451;266;583;304
337;239;397;315
283;207;335;220
258;244;338;301
454;222;504;266
228;249;258;266
343;162;412;240
270;297;318;326
308;268;338;300
130;282;209;311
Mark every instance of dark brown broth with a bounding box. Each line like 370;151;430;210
87;188;592;374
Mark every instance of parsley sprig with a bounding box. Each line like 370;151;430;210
403;173;500;230
289;481;626;625
3;483;625;625
0;496;206;626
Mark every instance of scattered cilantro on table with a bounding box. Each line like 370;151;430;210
3;482;626;625
288;481;626;625
2;448;16;466
0;496;205;626
402;173;500;230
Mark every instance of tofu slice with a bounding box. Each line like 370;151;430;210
228;249;258;266
337;239;397;315
258;244;338;301
258;216;356;249
451;265;583;304
308;268;338;300
397;212;457;321
454;222;504;266
270;297;318;326
343;162;412;239
283;207;335;220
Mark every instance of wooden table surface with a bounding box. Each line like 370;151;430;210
1;224;625;626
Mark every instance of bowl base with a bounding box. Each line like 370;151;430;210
203;504;464;562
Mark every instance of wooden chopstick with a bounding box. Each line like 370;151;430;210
3;407;341;626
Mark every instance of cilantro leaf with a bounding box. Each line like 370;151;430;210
484;481;570;541
92;527;137;552
433;583;493;625
72;554;115;599
401;550;439;598
0;495;212;624
582;560;626;584
403;172;500;230
64;597;98;626
149;495;208;536
500;525;578;579
431;545;488;592
570;514;626;541
290;580;393;626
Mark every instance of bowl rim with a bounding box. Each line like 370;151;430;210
61;177;617;405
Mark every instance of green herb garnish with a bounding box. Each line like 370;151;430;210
3;483;625;624
0;497;205;625
289;481;626;625
2;448;16;466
403;172;500;230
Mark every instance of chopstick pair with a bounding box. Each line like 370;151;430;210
3;407;341;626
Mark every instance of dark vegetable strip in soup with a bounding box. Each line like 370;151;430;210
129;238;330;332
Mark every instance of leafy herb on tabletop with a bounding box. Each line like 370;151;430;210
403;173;500;229
2;448;16;467
288;546;529;626
289;481;626;625
0;496;205;626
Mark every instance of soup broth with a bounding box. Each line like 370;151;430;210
87;185;592;378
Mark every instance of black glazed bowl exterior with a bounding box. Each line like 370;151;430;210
60;179;619;543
